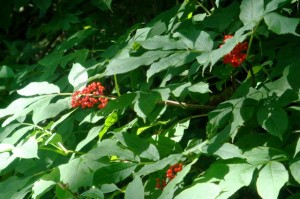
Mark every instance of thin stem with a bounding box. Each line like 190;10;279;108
196;1;211;15
178;114;208;124
157;100;215;109
245;20;261;87
114;74;121;97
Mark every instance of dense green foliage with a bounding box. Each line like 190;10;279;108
1;0;300;198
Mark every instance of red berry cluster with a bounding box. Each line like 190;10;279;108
71;82;108;109
220;34;248;68
155;163;183;190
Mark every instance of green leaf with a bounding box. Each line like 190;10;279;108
141;35;187;50
12;137;38;159
147;52;196;80
33;0;52;13
92;0;112;11
68;63;88;91
114;132;160;161
264;0;290;14
194;31;214;52
294;137;300;157
188;82;211;94
93;162;137;184
210;143;244;160
171;82;191;98
256;161;288;199
59;156;106;190
17;82;60;96
0;143;14;152
99;111;118;139
103;51;172;76
290;159;300;184
0;123;21;142
239;0;264;25
81;188;104;199
32;169;59;199
257;106;288;139
175;183;220;199
243;147;287;166
125;176;144;199
32;97;70;124
1;126;33;145
133;92;158;121
135;154;182;176
75;126;103;151
0;65;14;78
0;152;15;171
2;96;54;127
216;163;256;199
32;180;56;199
264;13;300;36
165;120;190;142
0;176;33;199
88;139;140;162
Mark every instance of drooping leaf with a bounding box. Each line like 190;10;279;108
68;63;88;91
256;161;288;199
125;176;144;199
264;13;300;36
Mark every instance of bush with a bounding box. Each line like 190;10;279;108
1;0;300;198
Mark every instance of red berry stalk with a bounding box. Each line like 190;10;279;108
71;82;108;109
220;34;248;67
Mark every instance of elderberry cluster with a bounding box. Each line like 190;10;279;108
71;82;108;109
220;34;248;67
156;163;183;190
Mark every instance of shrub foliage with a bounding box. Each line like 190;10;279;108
1;0;300;198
